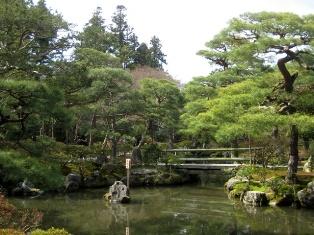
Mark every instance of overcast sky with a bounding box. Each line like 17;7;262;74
42;0;314;84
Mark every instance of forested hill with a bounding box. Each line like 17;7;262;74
0;1;313;189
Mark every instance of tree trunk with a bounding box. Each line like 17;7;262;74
51;118;55;139
132;133;146;163
272;126;284;159
286;124;299;183
88;112;97;147
111;118;118;159
231;139;239;158
39;122;44;137
65;129;69;144
168;129;175;149
277;49;298;93
74;116;81;143
101;134;108;150
112;139;118;159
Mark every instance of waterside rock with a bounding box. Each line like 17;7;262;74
297;180;314;209
11;180;43;197
225;176;248;192
65;173;81;193
269;195;294;207
242;191;269;207
105;181;130;203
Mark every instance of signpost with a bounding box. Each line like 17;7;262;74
126;158;131;190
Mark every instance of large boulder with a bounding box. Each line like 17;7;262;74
225;176;248;192
297;180;314;209
269;195;294;207
104;181;130;203
65;173;81;193
242;191;269;207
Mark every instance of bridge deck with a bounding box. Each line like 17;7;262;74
157;163;302;170
177;157;250;161
157;163;242;170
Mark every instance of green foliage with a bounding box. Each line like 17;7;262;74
166;154;179;164
236;166;256;180
0;151;64;190
265;177;295;197
77;7;112;53
183;11;314;151
229;182;249;199
31;227;71;235
142;143;163;163
140;78;184;142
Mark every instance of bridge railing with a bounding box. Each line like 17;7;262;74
160;147;264;167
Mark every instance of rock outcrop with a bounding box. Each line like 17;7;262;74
297;180;314;209
105;181;130;203
225;176;248;192
65;173;81;193
242;191;269;207
11;180;42;197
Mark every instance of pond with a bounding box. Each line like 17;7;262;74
11;183;314;235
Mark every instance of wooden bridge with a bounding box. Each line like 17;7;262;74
157;147;264;170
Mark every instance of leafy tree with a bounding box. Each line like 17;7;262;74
140;79;184;144
134;43;152;66
77;7;113;53
184;12;314;180
110;5;139;68
0;0;72;141
149;36;167;69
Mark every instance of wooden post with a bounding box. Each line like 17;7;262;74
248;135;252;165
126;158;131;191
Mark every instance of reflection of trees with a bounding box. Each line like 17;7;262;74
12;188;314;235
232;203;314;234
107;203;128;223
105;202;129;235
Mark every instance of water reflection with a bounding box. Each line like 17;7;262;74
10;186;314;235
105;203;130;235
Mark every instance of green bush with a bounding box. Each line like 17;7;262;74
32;227;71;235
142;143;163;163
265;177;298;197
19;137;57;157
236;166;256;180
229;182;249;199
0;151;64;190
236;166;268;182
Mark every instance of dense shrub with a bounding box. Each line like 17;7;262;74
142;143;163;163
0;151;64;190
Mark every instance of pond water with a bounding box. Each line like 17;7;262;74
11;183;314;235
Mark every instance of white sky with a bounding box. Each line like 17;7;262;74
42;0;314;84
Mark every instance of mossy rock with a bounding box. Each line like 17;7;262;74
228;182;249;199
242;191;269;207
